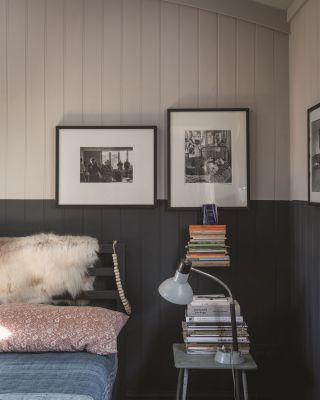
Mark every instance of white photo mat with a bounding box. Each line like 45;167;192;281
169;110;249;209
308;104;320;204
56;127;156;206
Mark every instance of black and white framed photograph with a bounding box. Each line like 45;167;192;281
56;126;156;206
168;109;249;209
308;103;320;205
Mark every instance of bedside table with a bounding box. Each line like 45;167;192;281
173;343;257;400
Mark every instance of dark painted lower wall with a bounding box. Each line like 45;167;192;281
0;200;291;399
290;201;320;400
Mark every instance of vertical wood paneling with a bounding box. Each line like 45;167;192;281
122;0;141;124
159;203;180;390
255;26;275;200
217;15;236;106
160;1;179;199
25;0;45;199
179;5;198;107
83;208;102;240
82;0;103;233
101;208;121;241
0;0;290;201
61;0;84;233
236;21;255;107
318;0;320;100
236;21;255;198
289;8;307;201
0;0;7;199
274;32;290;200
141;0;160;125
64;0;83;124
140;206;161;390
102;0;121;124
0;198;291;397
198;10;217;107
44;0;63;199
119;209;142;390
290;201;320;400
0;200;6;235
141;0;161;194
305;0;318;107
5;201;26;235
83;0;103;124
7;0;26;198
25;200;45;233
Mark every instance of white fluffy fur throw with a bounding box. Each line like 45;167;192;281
0;233;99;304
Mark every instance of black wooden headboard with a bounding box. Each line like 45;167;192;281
54;242;126;313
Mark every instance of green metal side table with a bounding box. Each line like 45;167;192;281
173;344;258;400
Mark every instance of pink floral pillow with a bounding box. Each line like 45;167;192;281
0;304;128;355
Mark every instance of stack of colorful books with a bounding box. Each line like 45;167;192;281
186;225;230;267
182;295;250;355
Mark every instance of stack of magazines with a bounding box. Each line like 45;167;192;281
183;294;250;355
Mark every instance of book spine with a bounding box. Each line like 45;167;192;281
187;310;240;317
189;224;226;230
184;337;250;343
185;316;244;323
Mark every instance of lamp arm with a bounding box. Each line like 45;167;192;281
190;267;239;352
190;267;233;300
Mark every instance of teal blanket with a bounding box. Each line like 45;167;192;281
0;352;117;400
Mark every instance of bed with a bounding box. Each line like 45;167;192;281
0;242;127;400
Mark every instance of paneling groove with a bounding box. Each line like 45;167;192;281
0;0;289;201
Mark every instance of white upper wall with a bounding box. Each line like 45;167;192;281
0;0;290;200
252;0;294;10
289;0;319;200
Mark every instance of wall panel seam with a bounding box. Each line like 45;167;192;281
24;0;28;200
235;18;238;106
139;0;142;125
120;0;123;124
4;0;8;200
43;0;47;200
273;31;276;201
197;7;199;107
62;0;66;124
217;14;219;105
178;5;181;107
82;0;85;125
101;0;104;125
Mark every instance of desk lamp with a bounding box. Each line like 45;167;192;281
158;259;244;364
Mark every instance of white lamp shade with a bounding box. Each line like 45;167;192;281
158;274;193;305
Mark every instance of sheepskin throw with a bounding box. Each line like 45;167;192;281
0;233;99;304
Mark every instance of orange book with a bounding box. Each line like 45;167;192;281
189;225;226;231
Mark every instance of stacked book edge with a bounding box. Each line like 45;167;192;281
183;295;250;355
186;225;230;267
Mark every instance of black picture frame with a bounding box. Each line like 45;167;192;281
168;108;250;210
56;126;157;207
307;102;320;205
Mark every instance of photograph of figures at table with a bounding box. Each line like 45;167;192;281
80;147;133;183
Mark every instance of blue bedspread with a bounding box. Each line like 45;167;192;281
0;352;117;400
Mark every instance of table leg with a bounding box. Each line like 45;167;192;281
235;370;240;400
181;368;188;400
242;370;248;400
176;369;183;400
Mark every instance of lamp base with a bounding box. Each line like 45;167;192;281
214;348;244;364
